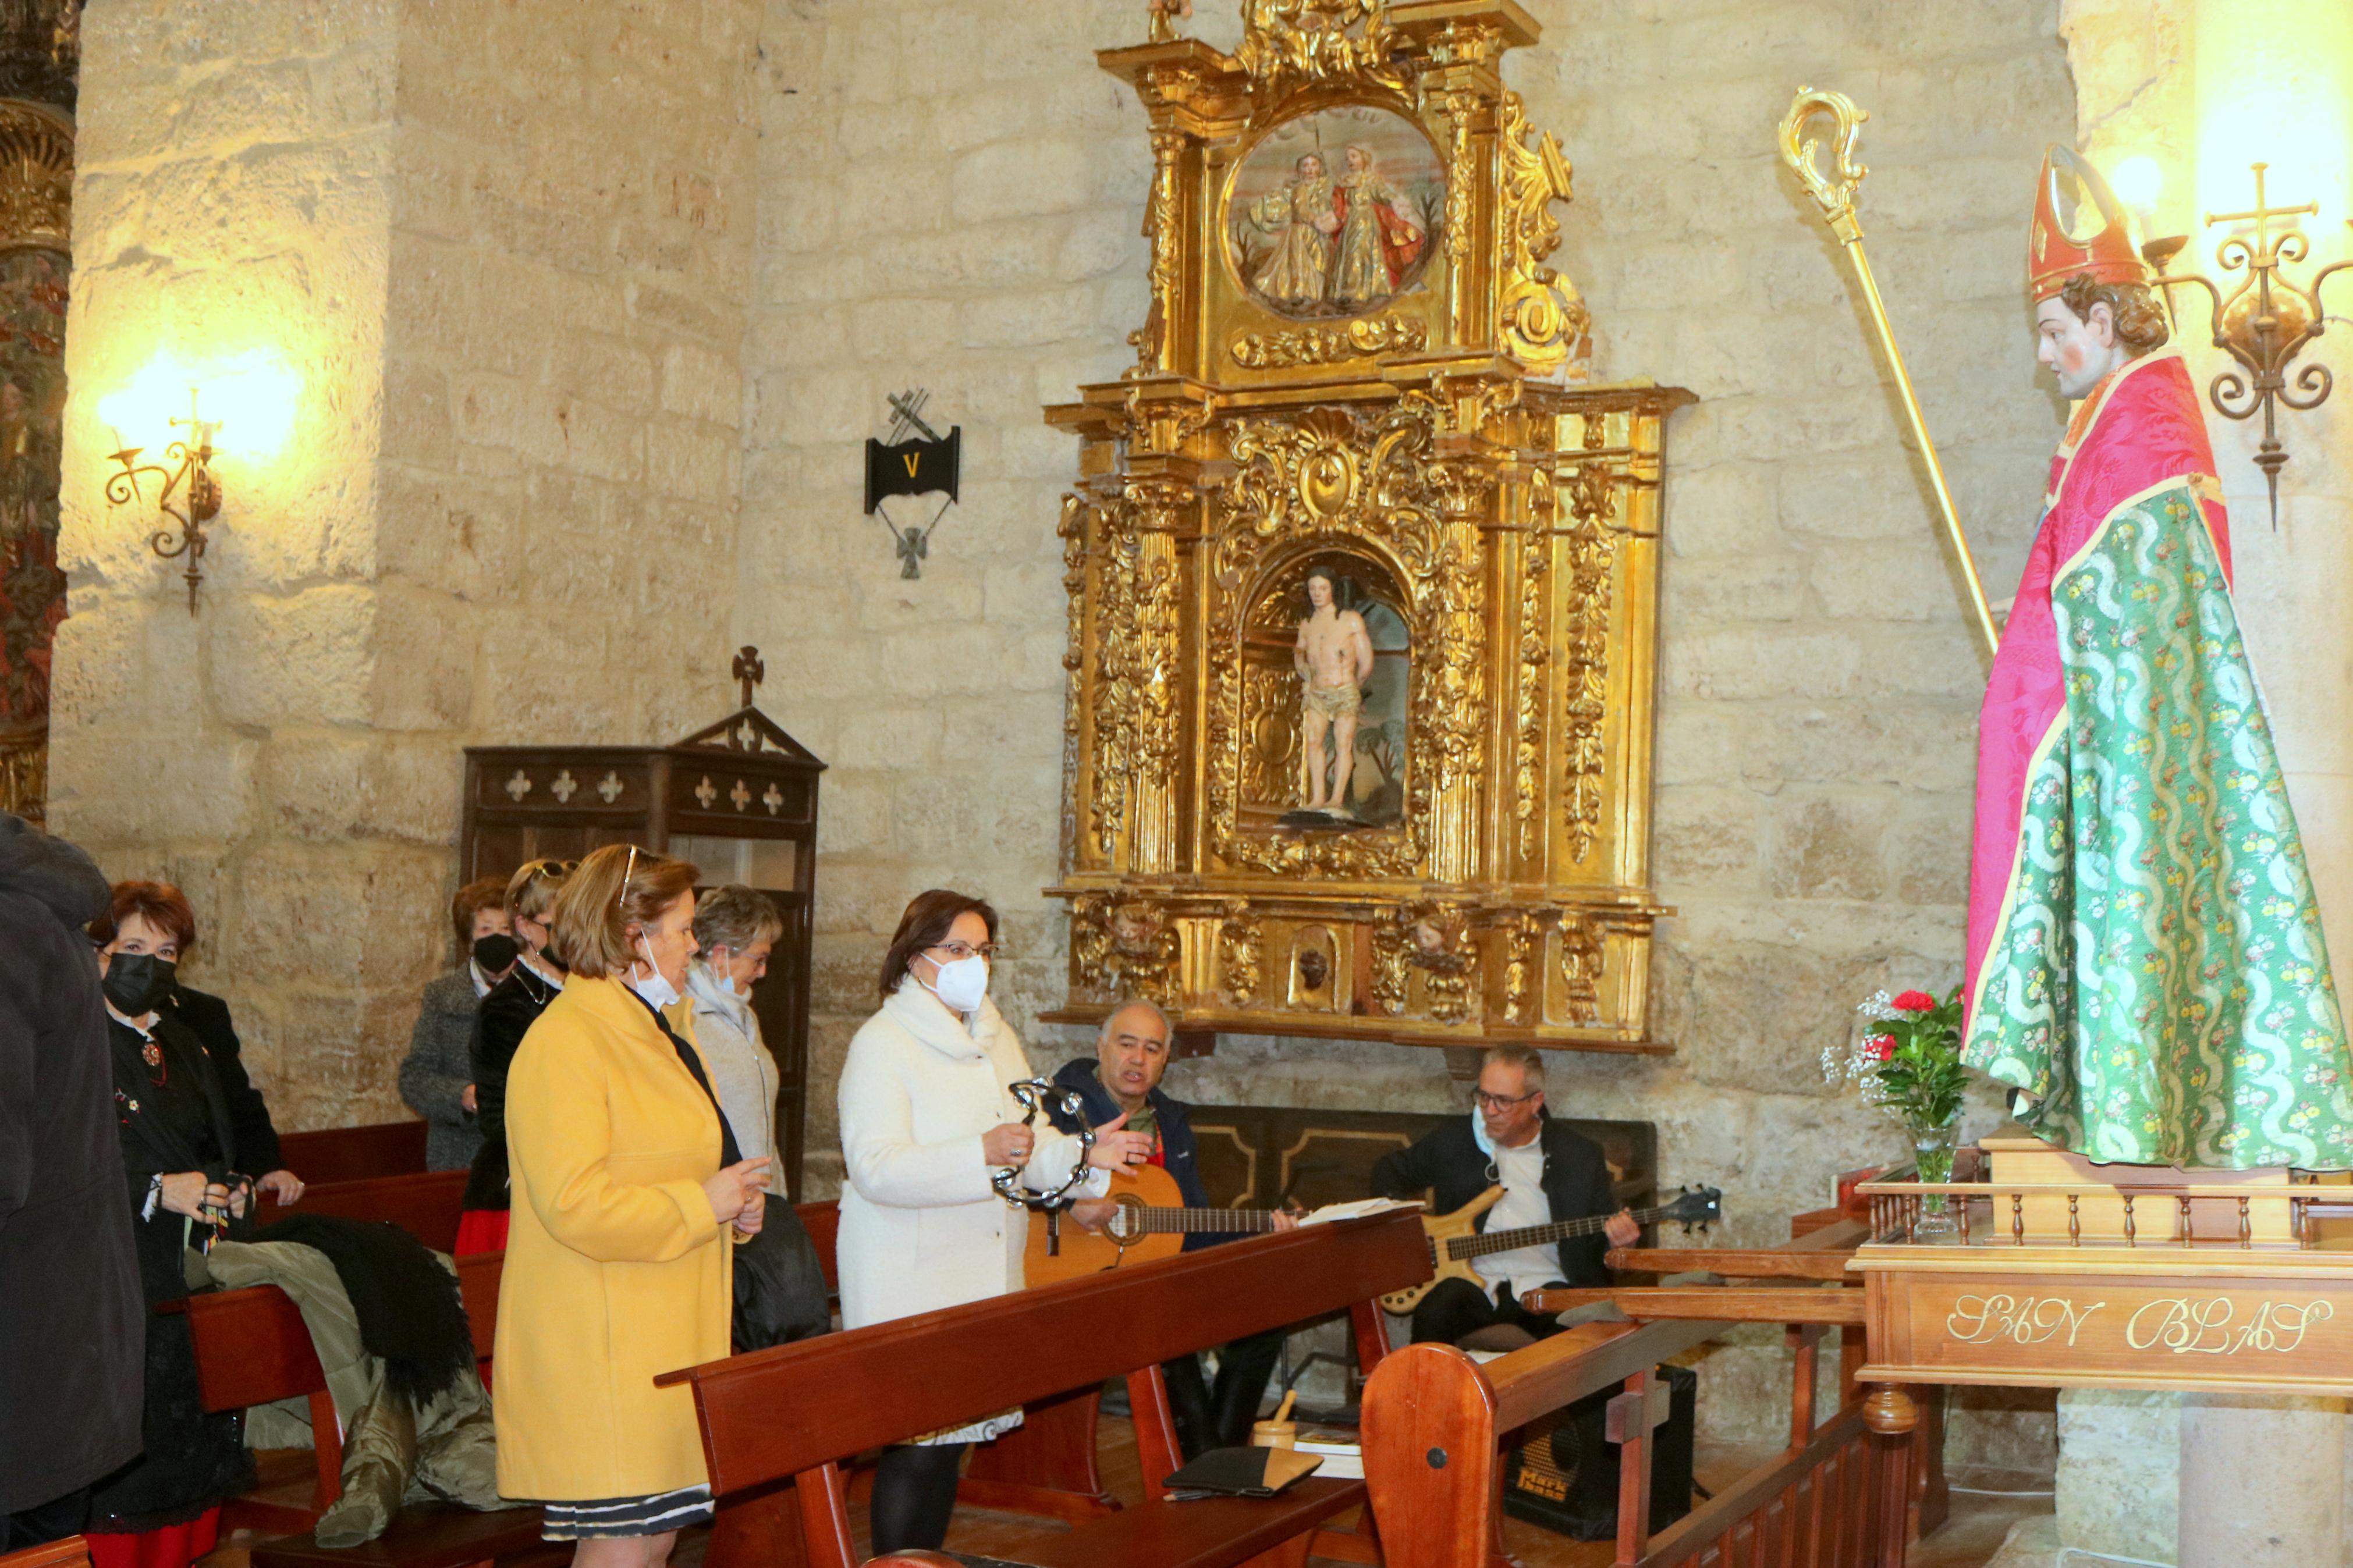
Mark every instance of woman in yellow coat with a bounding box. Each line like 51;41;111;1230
493;844;772;1568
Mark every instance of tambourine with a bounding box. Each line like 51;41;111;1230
991;1078;1094;1210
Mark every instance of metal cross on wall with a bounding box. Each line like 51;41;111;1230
734;645;765;709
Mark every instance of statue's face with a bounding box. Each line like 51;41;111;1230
1307;573;1333;608
2036;296;2129;400
1298;155;1324;179
1346;147;1369;173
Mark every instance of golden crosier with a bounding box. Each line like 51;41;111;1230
1778;84;1997;657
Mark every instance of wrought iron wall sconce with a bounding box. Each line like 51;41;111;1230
105;387;221;614
2145;162;2353;527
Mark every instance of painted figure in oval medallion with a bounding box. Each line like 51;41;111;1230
1961;147;2353;1169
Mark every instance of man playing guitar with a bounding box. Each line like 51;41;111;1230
1372;1043;1639;1345
1047;1000;1297;1456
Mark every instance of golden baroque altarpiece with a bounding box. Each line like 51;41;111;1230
1044;0;1691;1053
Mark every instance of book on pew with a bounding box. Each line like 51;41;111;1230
1162;1445;1325;1500
1289;1426;1364;1480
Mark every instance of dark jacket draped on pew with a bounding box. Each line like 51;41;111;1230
91;1009;257;1531
0;813;144;1515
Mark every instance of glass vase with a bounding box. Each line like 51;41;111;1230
1910;1119;1962;1243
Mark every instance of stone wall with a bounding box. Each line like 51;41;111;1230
52;0;760;1129
739;0;2073;1446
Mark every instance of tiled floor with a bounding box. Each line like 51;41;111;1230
201;1422;2052;1568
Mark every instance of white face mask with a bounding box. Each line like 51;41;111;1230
922;954;989;1014
631;934;682;1011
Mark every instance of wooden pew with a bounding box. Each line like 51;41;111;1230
665;1208;1430;1568
254;1169;470;1254
1360;1219;1919;1568
0;1538;94;1568
276;1122;431;1185
171;1250;542;1568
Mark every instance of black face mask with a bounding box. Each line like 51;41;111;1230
104;951;178;1018
473;933;521;974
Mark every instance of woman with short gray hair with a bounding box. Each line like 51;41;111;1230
686;885;786;1167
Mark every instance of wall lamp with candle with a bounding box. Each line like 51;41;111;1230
2141;161;2353;527
104;388;218;615
97;351;298;614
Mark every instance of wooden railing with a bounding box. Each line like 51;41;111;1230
1858;1176;2353;1249
1363;1222;1918;1568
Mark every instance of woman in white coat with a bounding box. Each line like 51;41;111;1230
837;889;1152;1554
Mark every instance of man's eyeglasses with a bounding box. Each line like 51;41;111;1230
1474;1089;1540;1111
929;941;1002;962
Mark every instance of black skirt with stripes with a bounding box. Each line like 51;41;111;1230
540;1484;716;1539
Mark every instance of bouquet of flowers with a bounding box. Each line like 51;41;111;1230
1823;986;1969;1136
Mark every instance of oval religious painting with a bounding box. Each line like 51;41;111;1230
1225;106;1444;321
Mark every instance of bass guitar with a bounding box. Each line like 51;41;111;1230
1379;1183;1723;1314
1024;1162;1291;1287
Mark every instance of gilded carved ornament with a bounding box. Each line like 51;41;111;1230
0;101;70;254
1046;2;1686;1053
1496;92;1591;375
1234;0;1406;98
1229;315;1427;369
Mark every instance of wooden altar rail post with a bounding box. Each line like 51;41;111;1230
1362;1223;1917;1568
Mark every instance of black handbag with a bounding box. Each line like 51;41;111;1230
634;993;831;1350
730;1199;832;1350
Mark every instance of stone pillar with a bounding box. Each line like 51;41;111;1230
2179;1396;2345;1567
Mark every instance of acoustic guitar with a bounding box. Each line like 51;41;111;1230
1023;1162;1289;1287
1378;1183;1724;1314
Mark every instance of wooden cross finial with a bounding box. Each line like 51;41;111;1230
733;645;765;709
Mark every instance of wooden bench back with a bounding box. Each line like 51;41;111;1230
0;1539;94;1568
275;1121;430;1185
254;1169;470;1253
662;1208;1429;1495
1360;1222;1918;1568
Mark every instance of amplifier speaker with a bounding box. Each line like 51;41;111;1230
1502;1363;1698;1541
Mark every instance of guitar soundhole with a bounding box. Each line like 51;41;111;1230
1109;1193;1148;1245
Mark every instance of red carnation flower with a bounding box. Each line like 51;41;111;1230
1868;1034;1897;1061
1892;990;1937;1012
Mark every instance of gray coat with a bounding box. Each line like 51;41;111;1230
398;970;482;1171
0;812;144;1511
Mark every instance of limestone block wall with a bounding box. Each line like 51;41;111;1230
739;0;2072;1449
52;0;760;1129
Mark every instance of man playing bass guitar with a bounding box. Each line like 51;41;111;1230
1373;1043;1639;1345
1046;1000;1297;1457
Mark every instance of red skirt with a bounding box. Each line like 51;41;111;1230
454;1208;509;1256
88;1506;221;1568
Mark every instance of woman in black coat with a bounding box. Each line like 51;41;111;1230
86;883;256;1568
456;858;572;1254
0;816;141;1549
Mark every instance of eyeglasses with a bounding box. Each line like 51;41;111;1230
928;941;1002;962
519;858;576;881
1474;1089;1540;1111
